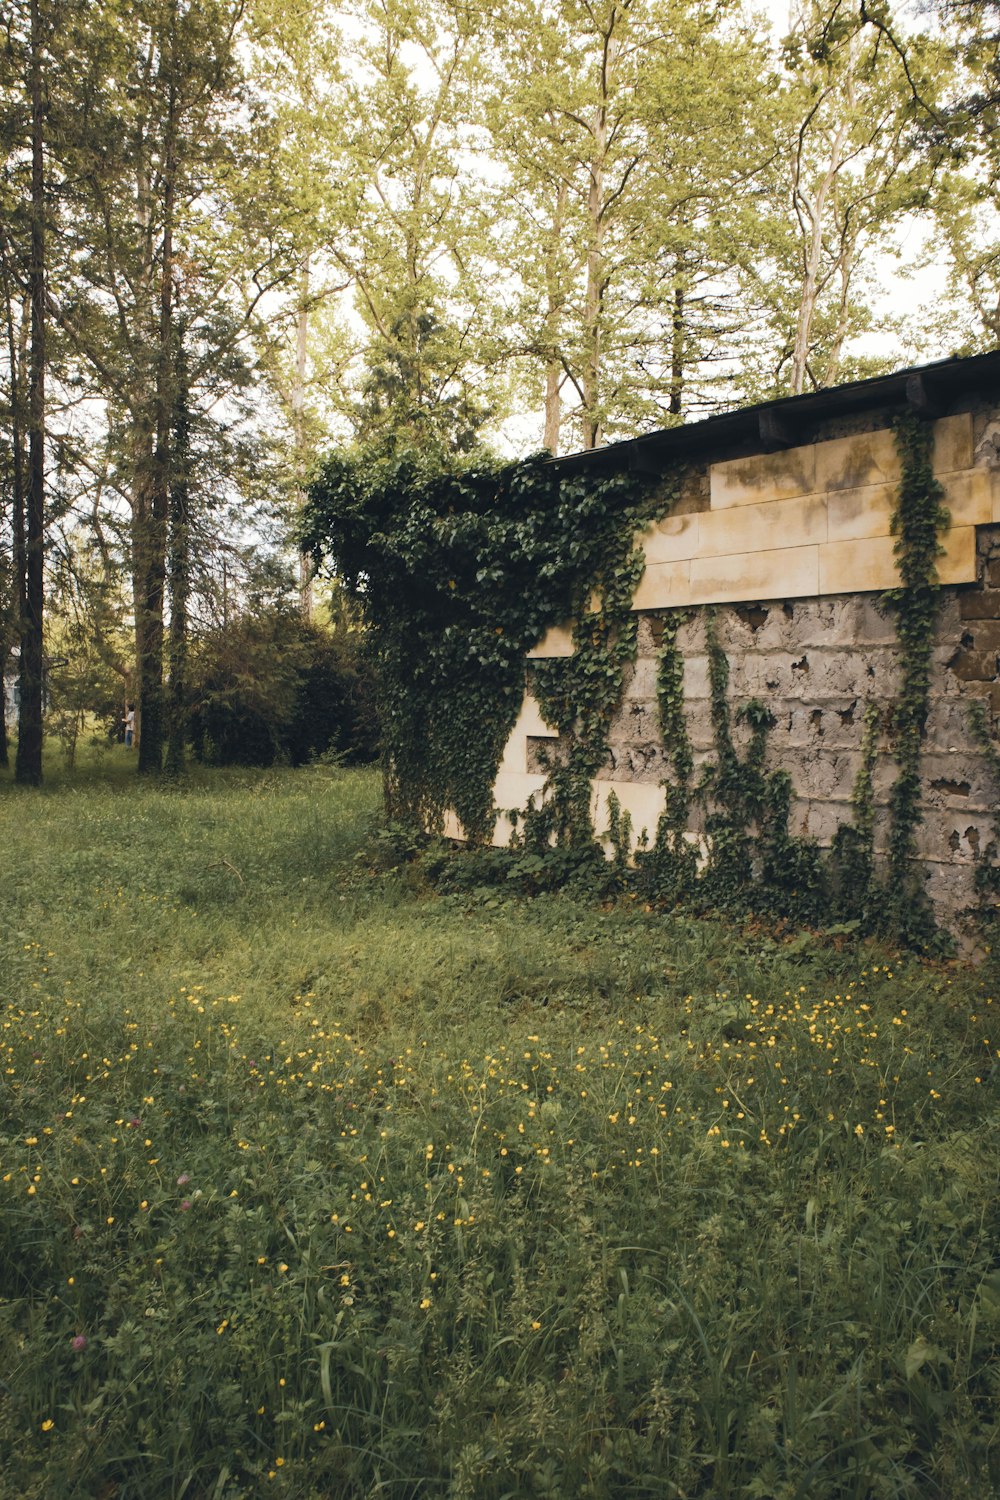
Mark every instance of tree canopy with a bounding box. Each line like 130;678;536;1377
0;0;997;777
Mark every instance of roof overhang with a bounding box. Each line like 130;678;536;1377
548;349;1000;478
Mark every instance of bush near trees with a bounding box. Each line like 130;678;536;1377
187;608;379;769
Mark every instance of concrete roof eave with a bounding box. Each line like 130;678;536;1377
547;349;1000;479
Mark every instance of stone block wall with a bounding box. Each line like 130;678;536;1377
585;525;1000;925
474;397;1000;933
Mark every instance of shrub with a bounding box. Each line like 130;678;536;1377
187;610;379;768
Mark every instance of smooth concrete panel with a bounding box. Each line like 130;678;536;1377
936;526;978;583
933;412;973;474
630;560;692;611
696;492;828;558
709;444;817;510
941;469;993;528
493;770;548;811
591;779;666;851
687;544;820;606
527;622;575;658
442;809;465;841
819;526;977;595
638;511;700;564
815;428;900;492
827;481;896;543
499;692;559;774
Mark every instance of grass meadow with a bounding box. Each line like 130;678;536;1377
0;754;998;1498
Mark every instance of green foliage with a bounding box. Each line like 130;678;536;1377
634;609;700;903
187;609;377;769
697;616;827;920
828;700;881;923
881;411;951;946
637;611;826;923
303;449;667;844
526;526;652;851
966;698;1000;922
0;766;998;1498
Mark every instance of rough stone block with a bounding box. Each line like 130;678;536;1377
792;597;872;648
817;648;899;699
827;481;896;542
947;647;996;683
796;749;863;801
935;593;964;639
921;750;995;808
709;444;817;510
796;797;853;846
527;622;575;658
859;595;896;643
924;862;978;931
925;697;987;751
916;810;994;864
628;658;660;699
676;653;710;699
934;411;974;474
631;560;692;611
960;618;1000;653
815;428;899;492
635;616;662;655
605;742;669;783
688;544;819;606
785;700;867;750
957;587;1000;620
638;512;700;564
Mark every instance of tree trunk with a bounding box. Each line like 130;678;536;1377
0;251;27;774
669;279;684;417
0;640;8;769
581;28;618;450
137;37;177;775
165;337;190;775
16;0;46;787
790;117;849;396
293;252;313;618
581;136;605;449
542;179;567;455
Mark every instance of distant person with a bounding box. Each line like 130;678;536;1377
125;705;135;749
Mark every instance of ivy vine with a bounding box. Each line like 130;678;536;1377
880;411;951;942
304;410;966;951
966;700;1000;925
303;449;670;844
634;609;699;901
828;701;880;923
525;528;651;852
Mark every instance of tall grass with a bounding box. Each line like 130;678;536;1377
0;757;997;1498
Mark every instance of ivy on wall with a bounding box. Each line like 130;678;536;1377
523;528;653;852
636;610;825;923
305;409;969;949
827;701;880;924
966;700;1000;924
880;411;951;942
303;450;669;843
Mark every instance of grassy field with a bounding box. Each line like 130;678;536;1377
0;755;997;1499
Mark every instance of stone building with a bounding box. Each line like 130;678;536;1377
457;349;1000;932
